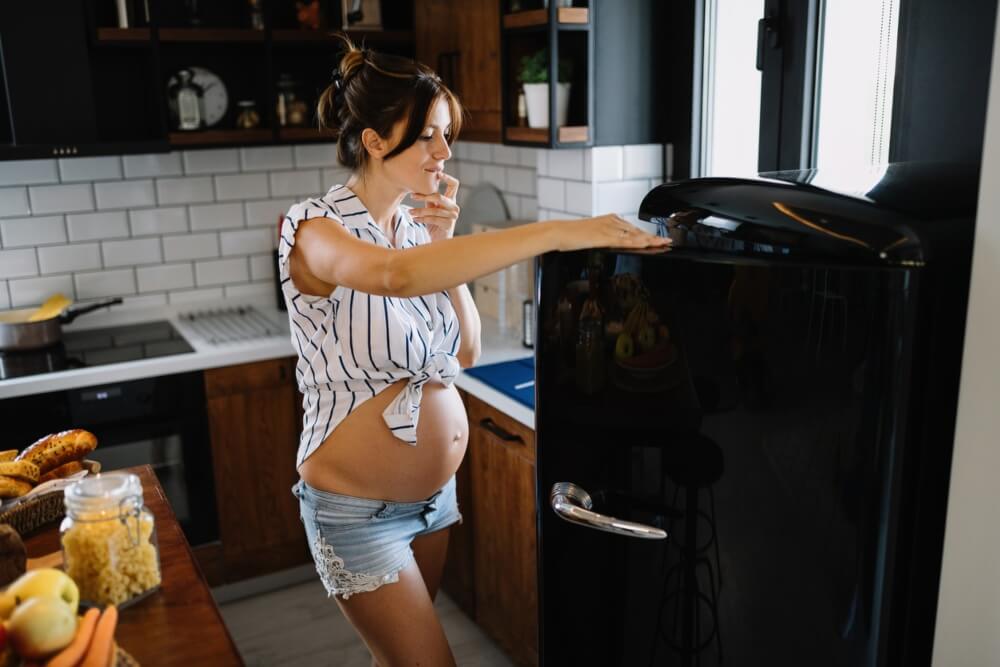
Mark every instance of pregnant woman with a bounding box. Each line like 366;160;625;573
280;35;670;666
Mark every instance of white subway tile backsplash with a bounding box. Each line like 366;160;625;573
101;238;161;267
123;153;183;179
250;253;275;281
75;268;135;299
0;160;58;187
66;211;129;242
215;172;269;201
0;281;9;309
453;142;470;160
521;196;538;221
491;145;521;166
119;293;169;309
156;176;214;205
168;287;224;304
564;181;594;216
59;157;122;183
518;147;538;167
547;149;585;180
8;275;74;308
505;167;535;196
241;146;294;172
0;249;31;281
0;188;30;218
481;165;506;190
246;198;296;226
536;150;547;176
220;228;273;256
595;179;650;214
456;162;482;186
136;263;194;292
38;243;102;273
129;207;187;236
467;143;492;162
537;177;565;210
94;179;156;210
586;146;624;182
28;184;94;215
502;193;519;220
623;144;663;179
195;257;248;286
293;144;339;168
189;202;244;231
270;170;321;197
163;233;219;261
225;281;274;300
183;149;239;175
1;216;66;247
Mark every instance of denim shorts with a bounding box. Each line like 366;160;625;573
291;474;463;600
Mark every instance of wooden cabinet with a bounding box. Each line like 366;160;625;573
415;0;502;142
445;390;538;667
202;357;310;584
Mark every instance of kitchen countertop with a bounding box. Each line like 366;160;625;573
0;297;536;429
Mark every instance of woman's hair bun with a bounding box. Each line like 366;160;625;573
338;45;366;83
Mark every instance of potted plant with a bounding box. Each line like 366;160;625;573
518;49;573;129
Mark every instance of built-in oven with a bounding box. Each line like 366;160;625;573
0;322;219;547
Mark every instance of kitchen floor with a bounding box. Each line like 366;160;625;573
219;578;516;666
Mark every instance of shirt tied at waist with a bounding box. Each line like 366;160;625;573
381;350;460;444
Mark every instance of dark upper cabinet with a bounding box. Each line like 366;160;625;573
0;3;167;159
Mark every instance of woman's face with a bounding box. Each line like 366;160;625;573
379;96;453;196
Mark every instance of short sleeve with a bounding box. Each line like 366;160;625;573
277;199;341;281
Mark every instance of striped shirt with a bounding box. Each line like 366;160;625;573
277;185;462;468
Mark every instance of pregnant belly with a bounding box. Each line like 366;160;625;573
298;379;469;502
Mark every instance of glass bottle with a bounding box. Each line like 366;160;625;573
174;69;202;131
60;473;162;608
235;100;261;129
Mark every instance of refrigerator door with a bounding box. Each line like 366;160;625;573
535;248;918;666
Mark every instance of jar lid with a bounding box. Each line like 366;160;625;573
65;472;143;513
237;100;256;107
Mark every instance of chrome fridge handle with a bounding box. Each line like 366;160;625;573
550;482;668;540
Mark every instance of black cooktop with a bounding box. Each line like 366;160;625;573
0;320;194;380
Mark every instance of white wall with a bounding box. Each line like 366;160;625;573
932;10;1000;666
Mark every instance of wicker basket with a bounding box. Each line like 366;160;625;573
0;460;101;537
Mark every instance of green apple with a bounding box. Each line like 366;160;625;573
615;332;635;360
5;569;79;615
7;597;77;659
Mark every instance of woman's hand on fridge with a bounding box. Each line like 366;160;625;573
555;213;672;252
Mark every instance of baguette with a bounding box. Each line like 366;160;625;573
0;476;32;499
37;461;84;484
0;461;38;484
0;451;16;463
16;430;97;475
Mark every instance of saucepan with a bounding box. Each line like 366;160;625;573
0;297;123;352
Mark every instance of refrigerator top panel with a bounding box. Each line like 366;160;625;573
639;162;979;267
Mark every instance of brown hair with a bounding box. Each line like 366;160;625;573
317;34;463;171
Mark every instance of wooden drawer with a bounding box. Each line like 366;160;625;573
466;393;535;462
204;357;295;397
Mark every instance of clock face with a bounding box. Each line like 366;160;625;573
167;66;229;127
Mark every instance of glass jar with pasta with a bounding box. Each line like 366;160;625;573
60;473;162;608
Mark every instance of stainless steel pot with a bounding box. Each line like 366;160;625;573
0;297;123;352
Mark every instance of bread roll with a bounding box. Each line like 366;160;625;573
0;476;32;499
0;461;38;484
0;451;17;463
38;460;84;484
16;430;97;475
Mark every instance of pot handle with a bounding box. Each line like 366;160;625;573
59;297;124;324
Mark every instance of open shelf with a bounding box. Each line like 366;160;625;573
277;127;335;142
168;129;272;146
503;8;589;29
159;28;265;43
95;27;152;43
505;126;589;143
272;29;415;47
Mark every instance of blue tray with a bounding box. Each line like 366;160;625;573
464;357;535;409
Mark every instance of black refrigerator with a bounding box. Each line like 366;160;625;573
534;163;979;666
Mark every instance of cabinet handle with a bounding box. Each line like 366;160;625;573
478;418;523;444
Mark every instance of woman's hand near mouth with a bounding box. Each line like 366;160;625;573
410;173;460;242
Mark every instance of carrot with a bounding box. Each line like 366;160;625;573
79;605;117;667
44;607;101;667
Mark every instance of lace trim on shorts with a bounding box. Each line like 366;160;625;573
311;533;412;600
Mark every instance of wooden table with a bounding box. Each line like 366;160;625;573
23;465;243;666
